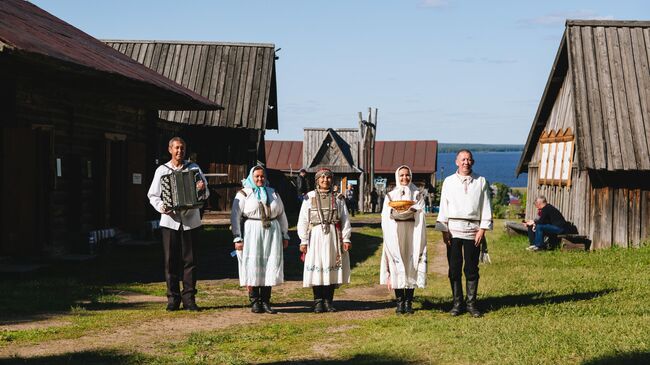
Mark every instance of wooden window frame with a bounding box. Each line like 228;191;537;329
538;128;575;187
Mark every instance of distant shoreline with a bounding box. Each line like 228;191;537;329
438;143;523;153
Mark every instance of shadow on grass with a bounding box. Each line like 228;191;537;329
582;351;650;365
0;226;384;322
420;289;616;312
272;299;393;314
263;354;417;365
0;349;152;365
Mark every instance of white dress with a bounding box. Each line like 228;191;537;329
297;190;352;287
231;188;289;287
380;187;427;289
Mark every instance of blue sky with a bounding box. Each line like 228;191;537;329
32;0;649;144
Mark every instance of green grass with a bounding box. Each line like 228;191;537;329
2;219;650;364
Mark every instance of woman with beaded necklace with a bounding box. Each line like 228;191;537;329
298;168;352;313
231;166;289;314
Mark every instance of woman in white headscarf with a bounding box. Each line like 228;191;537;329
380;165;427;314
297;167;352;313
231;166;289;314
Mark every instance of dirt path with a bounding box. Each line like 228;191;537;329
430;240;448;276
0;281;393;358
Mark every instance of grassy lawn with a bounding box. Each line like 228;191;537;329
1;217;650;364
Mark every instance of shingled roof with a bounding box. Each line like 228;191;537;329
518;20;650;174
105;40;278;130
0;0;221;111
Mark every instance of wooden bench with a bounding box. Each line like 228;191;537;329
557;233;591;251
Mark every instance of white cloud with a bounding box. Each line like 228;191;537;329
418;0;449;9
523;10;615;26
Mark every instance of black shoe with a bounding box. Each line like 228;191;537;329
183;300;200;312
251;299;264;313
395;299;405;314
404;300;414;314
466;302;482;318
166;297;181;312
323;300;337;312
261;301;277;314
314;300;325;313
449;301;464;316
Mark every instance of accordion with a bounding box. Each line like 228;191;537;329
160;169;206;211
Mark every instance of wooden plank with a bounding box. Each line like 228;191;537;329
124;43;135;59
197;45;217;124
630;28;650;168
136;43;148;64
205;45;223;125
219;46;238;127
641;190;650;244
187;45;209;125
143;42;156;67
618;27;650;169
612;188;628;247
605;27;637;170
594;27;623;170
179;44;197;123
628;189;642;248
213;45;231;126
591;186;613;249
247;48;265;130
568;26;595;168
167;45;189;123
256;48;273;130
581;27;607;169
234;47;251;127
226;47;244;127
242;46;259;129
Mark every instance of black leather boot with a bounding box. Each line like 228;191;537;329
260;286;277;314
166;296;181;311
323;285;337;312
466;280;482;318
394;289;405;314
449;279;465;316
250;287;263;314
404;289;415;314
313;286;325;313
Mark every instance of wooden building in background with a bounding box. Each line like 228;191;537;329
265;130;438;212
105;40;278;211
0;0;221;257
517;20;650;249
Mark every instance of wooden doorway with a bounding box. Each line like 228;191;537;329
1;126;53;256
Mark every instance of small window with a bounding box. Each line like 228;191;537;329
538;128;574;186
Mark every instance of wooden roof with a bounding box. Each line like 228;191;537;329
0;0;220;111
105;40;277;130
374;140;438;174
518;20;650;174
265;139;438;174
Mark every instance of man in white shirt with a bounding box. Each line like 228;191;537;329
147;137;208;311
436;149;492;317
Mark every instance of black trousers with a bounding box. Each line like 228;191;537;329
161;226;198;301
446;237;480;281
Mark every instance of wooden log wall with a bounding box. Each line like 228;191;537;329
9;79;152;255
589;171;650;249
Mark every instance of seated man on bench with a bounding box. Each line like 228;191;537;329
524;195;567;251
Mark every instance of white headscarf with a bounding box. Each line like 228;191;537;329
393;165;418;199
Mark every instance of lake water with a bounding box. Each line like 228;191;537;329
437;151;527;187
